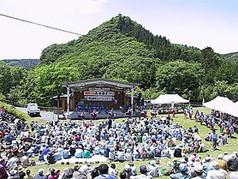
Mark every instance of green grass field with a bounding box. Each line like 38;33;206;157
25;107;238;178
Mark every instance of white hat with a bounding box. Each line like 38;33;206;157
150;160;156;166
194;165;203;173
9;170;17;175
38;169;44;174
205;156;211;162
211;161;219;169
179;158;186;163
195;158;200;162
124;164;130;171
218;154;224;159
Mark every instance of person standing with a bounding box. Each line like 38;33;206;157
211;129;218;150
108;118;112;130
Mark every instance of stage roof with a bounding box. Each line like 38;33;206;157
62;79;137;89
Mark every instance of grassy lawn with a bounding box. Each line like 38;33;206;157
25;107;237;178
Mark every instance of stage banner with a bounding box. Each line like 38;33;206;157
84;88;115;101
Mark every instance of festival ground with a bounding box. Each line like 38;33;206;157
24;107;238;178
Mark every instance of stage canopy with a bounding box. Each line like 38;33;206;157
203;96;238;117
151;94;189;105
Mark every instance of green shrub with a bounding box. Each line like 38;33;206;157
0;101;30;121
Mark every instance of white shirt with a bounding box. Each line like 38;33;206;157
108;167;117;176
147;165;159;177
207;169;228;179
131;174;152;179
230;172;238;179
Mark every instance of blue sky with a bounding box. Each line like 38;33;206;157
0;0;237;59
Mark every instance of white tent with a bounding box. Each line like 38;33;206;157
203;96;238;117
229;101;238;117
151;94;189;105
203;96;234;113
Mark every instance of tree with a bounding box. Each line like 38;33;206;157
214;62;238;84
0;62;26;96
156;60;204;99
33;64;81;105
199;81;238;101
104;56;160;89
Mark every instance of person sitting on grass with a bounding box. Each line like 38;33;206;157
25;169;33;179
48;168;60;179
94;164;116;179
34;169;47;179
131;165;152;179
207;161;228;179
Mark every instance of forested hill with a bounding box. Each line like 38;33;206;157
40;14;222;69
3;59;40;69
2;14;238;106
223;52;238;63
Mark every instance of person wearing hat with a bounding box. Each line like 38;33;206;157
34;169;47;179
192;165;204;179
18;166;26;179
217;155;228;171
123;164;132;177
8;169;19;179
211;129;218;150
94;164;116;179
130;165;152;179
129;162;136;176
79;161;92;175
202;156;214;176
170;163;189;179
108;163;117;177
207;161;228;179
108;148;115;161
147;160;159;177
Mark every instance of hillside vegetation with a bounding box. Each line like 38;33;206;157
223;52;238;63
2;59;40;69
1;14;238;106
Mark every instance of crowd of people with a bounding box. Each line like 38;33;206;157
1;105;238;178
184;108;236;150
2;151;238;179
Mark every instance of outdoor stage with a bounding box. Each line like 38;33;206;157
56;79;139;119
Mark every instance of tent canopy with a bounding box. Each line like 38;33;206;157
151;94;189;105
203;96;238;117
203;96;234;113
